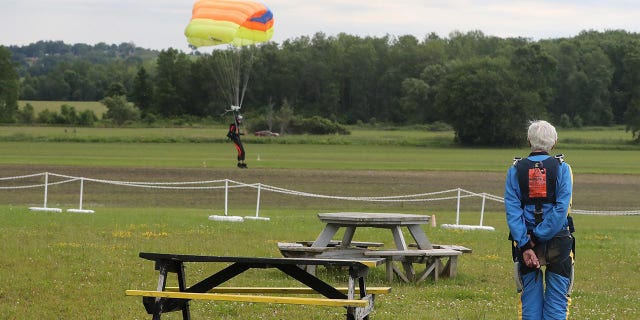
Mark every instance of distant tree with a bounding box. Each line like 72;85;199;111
0;46;19;122
558;114;572;128
276;99;294;134
625;99;640;143
106;82;127;97
77;110;98;126
621;44;640;142
154;48;190;117
436;57;543;146
36;109;56;124
58;104;79;124
265;98;275;131
101;95;140;126
17;103;35;124
132;66;154;114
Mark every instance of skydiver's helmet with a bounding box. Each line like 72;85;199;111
236;114;243;123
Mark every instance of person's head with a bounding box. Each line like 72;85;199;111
527;120;557;152
236;114;243;123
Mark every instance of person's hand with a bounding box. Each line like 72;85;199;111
523;249;540;269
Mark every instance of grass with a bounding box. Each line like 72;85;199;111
1;124;639;319
0;140;639;174
0;206;638;319
19;100;107;118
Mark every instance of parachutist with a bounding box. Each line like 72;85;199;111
227;113;247;169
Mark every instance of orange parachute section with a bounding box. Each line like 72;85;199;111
185;0;274;48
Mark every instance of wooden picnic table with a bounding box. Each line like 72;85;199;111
126;252;388;320
304;212;468;282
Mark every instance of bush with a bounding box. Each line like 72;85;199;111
558;114;572;128
289;116;350;135
102;95;141;126
572;114;584;128
427;121;452;132
248;115;350;135
77;110;97;126
17;103;35;124
36;109;56;124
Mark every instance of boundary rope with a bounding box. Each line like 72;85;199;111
1;172;638;216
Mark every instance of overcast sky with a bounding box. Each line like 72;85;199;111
3;0;640;52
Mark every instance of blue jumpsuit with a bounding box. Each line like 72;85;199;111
505;153;574;320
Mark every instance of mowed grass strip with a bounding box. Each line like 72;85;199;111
1;140;639;174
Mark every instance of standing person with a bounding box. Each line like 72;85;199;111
227;113;247;168
505;120;575;320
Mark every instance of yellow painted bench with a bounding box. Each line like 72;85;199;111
126;252;388;320
125;290;371;307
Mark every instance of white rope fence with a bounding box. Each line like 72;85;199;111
1;172;638;223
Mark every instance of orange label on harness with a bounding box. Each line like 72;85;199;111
528;167;547;198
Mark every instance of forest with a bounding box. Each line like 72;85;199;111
2;29;640;145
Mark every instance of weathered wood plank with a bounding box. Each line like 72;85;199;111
409;243;473;253
296;240;385;248
163;286;392;295
364;249;462;257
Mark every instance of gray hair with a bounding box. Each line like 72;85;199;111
528;120;557;152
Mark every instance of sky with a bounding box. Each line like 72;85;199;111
3;0;640;52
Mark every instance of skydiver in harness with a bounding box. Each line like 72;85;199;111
504;120;575;320
227;109;247;169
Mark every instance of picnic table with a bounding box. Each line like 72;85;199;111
126;252;389;320
279;212;470;282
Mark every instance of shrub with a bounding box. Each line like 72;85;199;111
36;109;56;124
77;110;97;126
247;115;350;135
558;114;572;128
289;116;350;135
101;95;141;126
17;103;35;124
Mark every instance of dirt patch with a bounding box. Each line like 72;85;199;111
1;165;637;211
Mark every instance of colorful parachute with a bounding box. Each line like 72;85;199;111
185;0;274;48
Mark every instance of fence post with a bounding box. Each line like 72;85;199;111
28;172;62;212
244;183;269;221
43;172;49;208
67;178;95;213
255;183;261;217
224;179;229;216
480;193;486;226
208;179;243;222
455;188;461;225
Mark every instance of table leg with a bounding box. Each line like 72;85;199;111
152;263;169;320
391;226;415;281
341;226;356;247
176;263;190;320
407;224;433;249
309;224;340;275
312;224;340;247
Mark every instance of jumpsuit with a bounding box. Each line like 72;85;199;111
227;122;245;165
505;152;574;320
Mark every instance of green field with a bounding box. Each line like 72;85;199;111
19;100;108;118
1;126;639;319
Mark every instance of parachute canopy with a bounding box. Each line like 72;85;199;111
185;0;274;48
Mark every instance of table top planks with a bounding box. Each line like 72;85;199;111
317;212;430;226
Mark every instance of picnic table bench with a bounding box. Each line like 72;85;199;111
126;252;389;320
364;249;462;282
279;212;472;283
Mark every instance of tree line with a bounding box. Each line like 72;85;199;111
3;30;640;145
